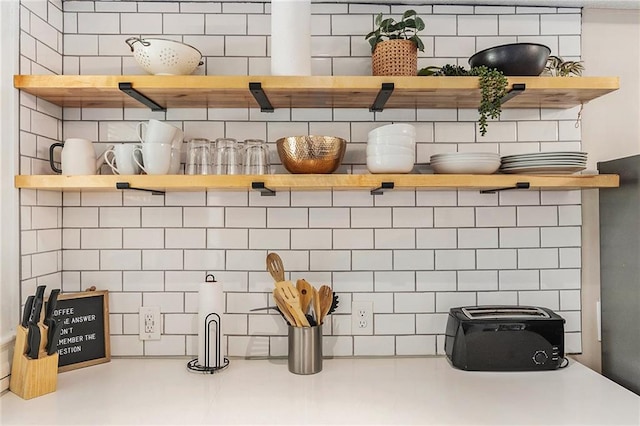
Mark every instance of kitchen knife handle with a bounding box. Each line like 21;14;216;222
47;320;61;356
21;296;35;328
45;289;60;320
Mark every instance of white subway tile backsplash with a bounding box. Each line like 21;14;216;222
18;2;588;358
541;269;580;289
354;336;395;356
541;227;581;247
458;270;498;291
375;314;415;335
395;292;435;313
267;208;308;228
184;249;225;270
518;290;559;311
560;248;581;268
435;250;476;270
499;14;540;35
518;248;559;269
375;229;415;249
434;207;475;228
123;271;163;292
435;292;477;313
393;250;435;271
416;313;448;334
373;271;415;292
424;14;456;35
352;250;392;271
458;228;498;248
310;250;351;271
518;206;558;226
500;227;540;248
558;206;582;226
99;207;140;228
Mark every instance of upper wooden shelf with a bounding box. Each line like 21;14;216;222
14;75;619;110
14;174;619;193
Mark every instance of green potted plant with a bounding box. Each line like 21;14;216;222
544;56;585;76
419;65;508;136
365;10;425;76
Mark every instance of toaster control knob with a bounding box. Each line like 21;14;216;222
533;350;549;365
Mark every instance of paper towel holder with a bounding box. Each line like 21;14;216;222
187;275;230;374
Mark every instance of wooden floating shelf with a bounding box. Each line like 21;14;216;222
14;174;619;192
13;75;619;110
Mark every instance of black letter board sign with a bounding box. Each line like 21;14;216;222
52;290;111;372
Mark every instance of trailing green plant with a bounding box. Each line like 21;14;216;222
365;10;425;53
418;65;508;136
544;55;585;76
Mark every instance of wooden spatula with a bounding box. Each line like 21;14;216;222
272;289;296;327
312;285;321;325
296;279;313;315
318;285;333;325
266;253;285;282
276;282;310;327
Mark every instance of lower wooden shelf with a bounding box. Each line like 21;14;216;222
14;173;619;192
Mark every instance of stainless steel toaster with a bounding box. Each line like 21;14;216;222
445;306;566;371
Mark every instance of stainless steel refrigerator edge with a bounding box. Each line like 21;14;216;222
598;154;640;395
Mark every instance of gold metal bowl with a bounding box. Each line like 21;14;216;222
276;136;347;174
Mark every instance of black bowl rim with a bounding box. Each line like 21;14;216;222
468;42;552;65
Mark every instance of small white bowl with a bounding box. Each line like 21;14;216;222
367;134;416;147
367;154;414;174
366;144;414;157
368;123;416;140
431;160;500;174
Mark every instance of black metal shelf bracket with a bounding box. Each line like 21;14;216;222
249;82;274;113
480;181;530;194
371;181;395;195
118;82;166;112
500;83;526;105
252;181;276;196
116;182;165;196
369;83;395;112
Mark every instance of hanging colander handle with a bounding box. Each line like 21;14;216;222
125;37;150;52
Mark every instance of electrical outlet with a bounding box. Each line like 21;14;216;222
351;300;373;335
139;306;161;340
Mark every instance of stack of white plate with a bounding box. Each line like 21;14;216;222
500;151;587;174
366;124;416;173
430;152;501;174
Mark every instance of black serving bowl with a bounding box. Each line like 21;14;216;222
468;43;551;76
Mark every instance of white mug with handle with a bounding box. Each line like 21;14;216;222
136;119;178;144
105;143;142;175
133;143;172;175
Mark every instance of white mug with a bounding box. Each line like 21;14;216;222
49;138;112;175
105;143;142;175
136;119;178;144
133;143;172;175
169;129;184;174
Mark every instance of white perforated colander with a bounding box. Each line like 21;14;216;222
125;37;203;75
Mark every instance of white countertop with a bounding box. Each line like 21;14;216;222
2;357;639;425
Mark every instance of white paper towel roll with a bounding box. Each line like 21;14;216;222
271;0;311;76
197;276;226;368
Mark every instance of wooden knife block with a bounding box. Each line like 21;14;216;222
9;325;59;400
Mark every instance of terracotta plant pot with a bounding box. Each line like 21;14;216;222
371;39;418;76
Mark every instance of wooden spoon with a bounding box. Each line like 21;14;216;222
296;279;313;315
312;285;321;325
272;289;296;327
266;253;285;282
318;285;333;325
276;282;310;327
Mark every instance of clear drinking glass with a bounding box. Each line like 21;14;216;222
213;138;241;175
186;138;212;175
243;139;270;175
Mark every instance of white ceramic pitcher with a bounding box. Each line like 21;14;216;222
49;138;112;175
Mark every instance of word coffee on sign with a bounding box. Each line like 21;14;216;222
51;290;111;372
